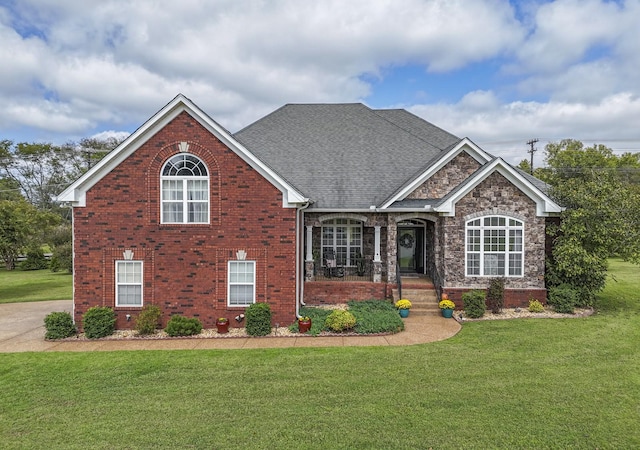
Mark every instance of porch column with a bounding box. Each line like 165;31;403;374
373;226;382;283
374;226;381;262
305;226;313;261
387;220;397;284
305;226;314;281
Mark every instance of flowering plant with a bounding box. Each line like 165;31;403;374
395;299;412;309
216;317;228;323
439;300;455;310
299;316;311;322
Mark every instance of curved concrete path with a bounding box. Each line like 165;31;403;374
0;300;461;353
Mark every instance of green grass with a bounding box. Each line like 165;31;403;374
1;260;639;448
0;268;72;303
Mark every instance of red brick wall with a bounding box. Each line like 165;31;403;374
443;288;547;309
73;111;297;330
304;281;390;305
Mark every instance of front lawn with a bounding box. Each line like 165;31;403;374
0;259;638;448
0;268;72;303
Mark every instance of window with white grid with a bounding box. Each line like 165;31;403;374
321;219;363;266
466;216;524;277
161;154;209;224
115;261;143;306
228;261;255;306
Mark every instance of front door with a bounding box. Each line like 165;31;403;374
398;226;424;274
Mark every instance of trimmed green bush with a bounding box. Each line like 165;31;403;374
486;277;505;313
246;302;272;336
135;304;162;335
44;311;76;339
83;306;116;339
165;315;203;337
548;284;578;314
462;290;486;318
324;310;356;332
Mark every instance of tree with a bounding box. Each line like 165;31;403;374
543;140;640;305
0;137;121;218
0;177;23;201
0;199;60;270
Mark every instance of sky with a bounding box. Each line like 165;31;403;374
1;0;640;166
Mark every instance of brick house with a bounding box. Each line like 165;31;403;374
58;94;562;329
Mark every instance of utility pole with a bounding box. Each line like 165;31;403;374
526;139;539;175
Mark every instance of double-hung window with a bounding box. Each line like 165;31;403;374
466;216;524;277
228;261;255;306
321;219;362;266
116;261;143;306
161;154;209;223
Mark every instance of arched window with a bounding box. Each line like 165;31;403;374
161;154;209;224
466;216;524;277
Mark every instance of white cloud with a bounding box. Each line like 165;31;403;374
409;92;640;164
0;0;525;137
0;0;638;160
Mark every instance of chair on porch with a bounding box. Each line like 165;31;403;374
323;249;344;278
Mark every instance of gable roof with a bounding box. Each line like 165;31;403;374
57;94;307;207
431;158;563;216
234;103;461;210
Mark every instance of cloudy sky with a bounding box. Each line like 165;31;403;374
1;0;639;165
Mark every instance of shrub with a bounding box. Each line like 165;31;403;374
348;300;404;334
44;311;76;339
548;284;578;314
165;315;203;337
50;242;73;273
528;299;545;313
83;307;116;339
486;277;505;313
135;304;162;335
324;310;356;332
462;290;486;318
20;247;49;271
245;302;272;336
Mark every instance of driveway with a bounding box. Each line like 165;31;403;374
0;300;73;353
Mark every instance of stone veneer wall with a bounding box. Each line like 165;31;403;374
407;151;481;199
441;172;547;306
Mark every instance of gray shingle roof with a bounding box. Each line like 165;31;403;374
234;103;460;209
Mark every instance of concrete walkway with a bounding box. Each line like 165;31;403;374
0;300;461;353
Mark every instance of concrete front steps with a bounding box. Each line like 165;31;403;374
393;278;440;317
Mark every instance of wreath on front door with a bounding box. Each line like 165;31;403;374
399;233;415;249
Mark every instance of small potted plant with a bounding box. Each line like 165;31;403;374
298;316;312;333
216;317;230;334
439;299;456;318
395;299;412;318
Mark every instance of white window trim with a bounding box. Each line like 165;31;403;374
160;154;210;224
227;260;256;307
321;219;363;267
115;260;144;307
465;216;524;277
